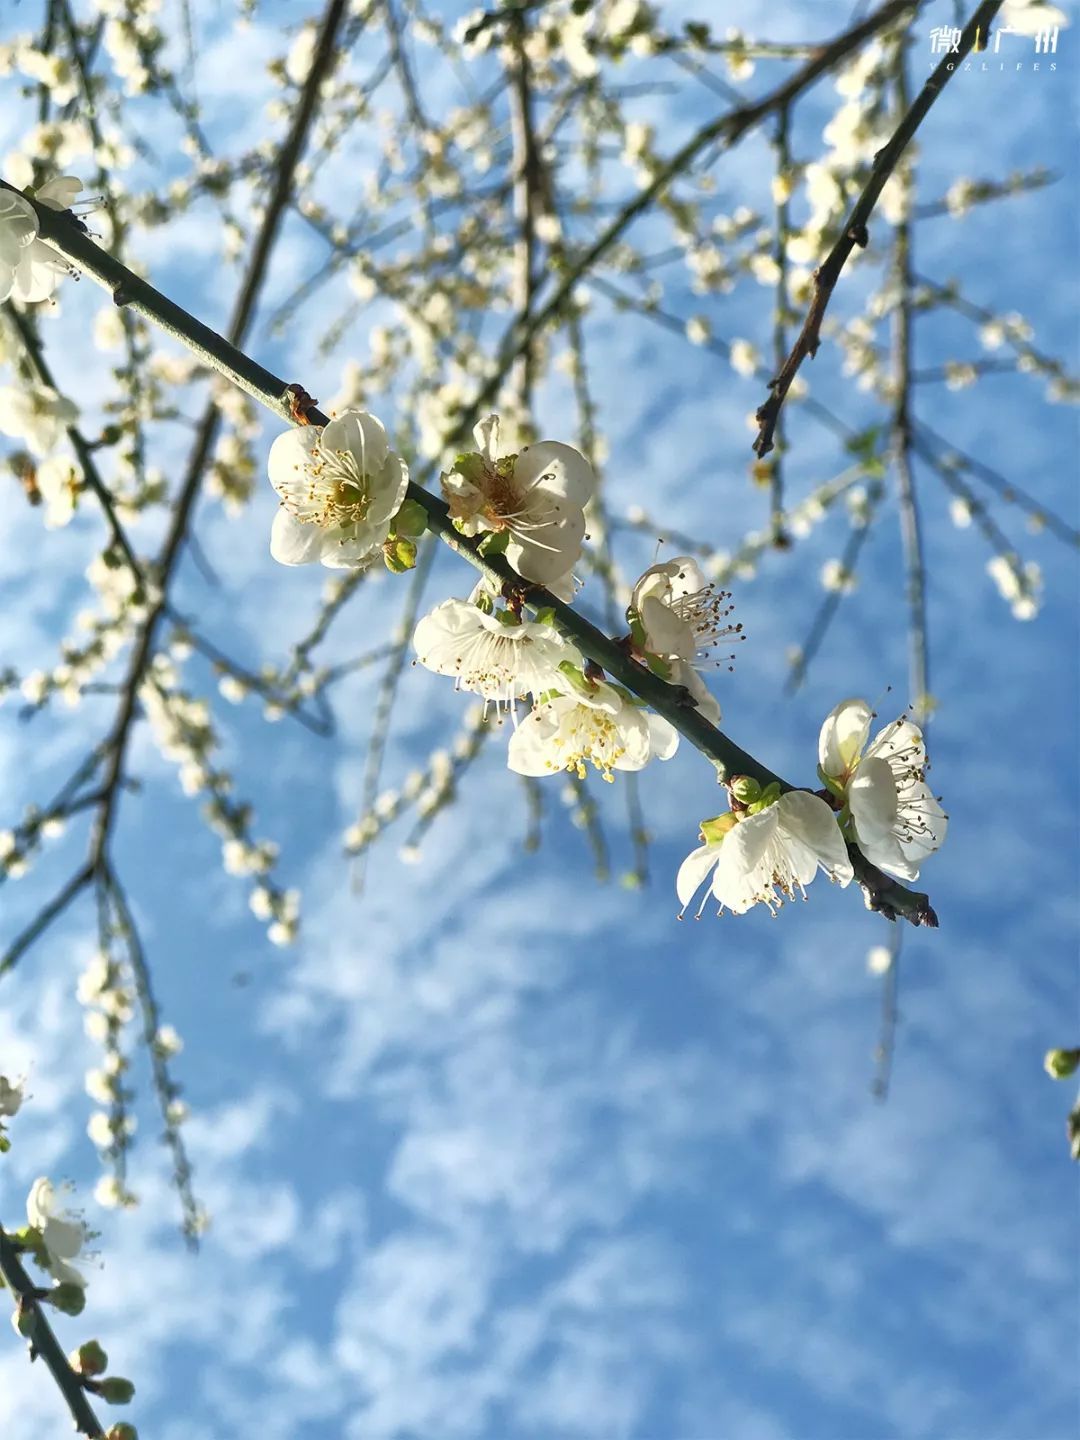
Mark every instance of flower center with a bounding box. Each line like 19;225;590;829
282;446;373;529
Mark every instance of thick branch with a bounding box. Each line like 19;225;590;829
753;0;1006;458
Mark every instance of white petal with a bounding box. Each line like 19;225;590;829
322;410;389;472
646;713;679;761
320;522;388;568
506;706;558;776
848;756;899;841
864;717;927;775
612;705;653;771
35;176;82;210
270;508;325;565
670;662;721;724
895;779;948;870
665;558;708;602
267;426;319;497
716;805;777;879
505;504;586;584
854;827;917;881
676;842;721;908
818;697;872;778
776;790;853;886
473;413;500;462
640;595;696;660
515;440;595;508
368;454;410;526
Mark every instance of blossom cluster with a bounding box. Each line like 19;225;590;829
678;698;947;918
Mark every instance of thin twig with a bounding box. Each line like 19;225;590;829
753;0;1005;457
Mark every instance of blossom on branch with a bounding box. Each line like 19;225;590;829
413;597;575;718
267;409;409;568
677;788;853;918
0;381;78;457
442;414;595;589
508;668;677;781
0;176;81;304
818;698;947;881
25;1177;90;1287
627;556;740;721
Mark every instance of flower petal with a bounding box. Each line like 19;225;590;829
676;842;721;909
777;790;853;886
269;508;325;565
646;713;679;761
515;440;595;508
818;697;873;779
267;426;320;498
322;410;389;472
848;756;899;841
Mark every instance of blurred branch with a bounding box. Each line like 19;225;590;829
754;0;1005;458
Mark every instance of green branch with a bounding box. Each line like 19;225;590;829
0;1226;106;1437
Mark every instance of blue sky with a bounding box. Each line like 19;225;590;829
0;2;1077;1437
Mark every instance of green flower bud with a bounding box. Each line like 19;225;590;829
99;1376;135;1405
746;781;782;814
73;1340;108;1377
383;536;417;574
105;1426;139;1440
48;1283;86;1317
1044;1048;1080;1081
729;776;761;805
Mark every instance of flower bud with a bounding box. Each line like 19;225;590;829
392;499;428;538
1044;1048;1080;1081
105;1426;139;1440
383;536;417;573
72;1340;108;1376
99;1376;135;1405
729;776;760;805
49;1283;86;1316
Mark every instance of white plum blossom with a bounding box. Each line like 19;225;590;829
508;675;677;781
0;177;80;304
999;0;1068;35
677;790;854;917
413;598;574;717
442;414;596;589
36;453;79;527
0;381;78;457
267;409;409;568
629;556;740;665
818;698;947;881
628;556;738;722
0;188;39;302
26;1177;90;1287
0;1074;24;1117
